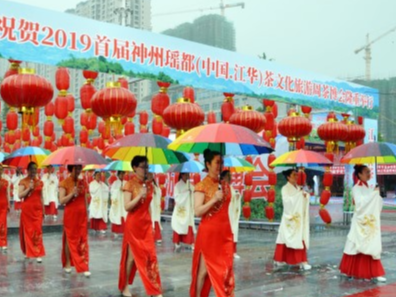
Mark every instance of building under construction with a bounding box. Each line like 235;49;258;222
162;14;236;51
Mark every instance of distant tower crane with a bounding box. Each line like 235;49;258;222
153;0;245;17
354;25;396;81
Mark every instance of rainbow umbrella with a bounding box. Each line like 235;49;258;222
83;164;108;171
270;149;333;167
224;156;255;173
168;123;273;155
104;133;189;164
341;142;396;164
149;164;171;173
103;160;133;172
0;152;9;163
2;146;51;168
167;160;204;173
42;146;108;166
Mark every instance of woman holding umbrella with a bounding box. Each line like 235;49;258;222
59;165;91;277
0;164;10;251
171;172;195;251
339;164;386;282
118;155;163;297
273;169;311;270
18;162;45;263
190;149;234;297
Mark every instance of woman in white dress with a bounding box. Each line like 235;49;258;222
171;173;195;251
42;165;59;220
11;167;24;214
273;169;311;270
89;171;109;234
109;171;127;235
149;173;163;244
339;164;386;282
221;170;241;259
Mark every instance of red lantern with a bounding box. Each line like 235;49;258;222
4;60;22;78
139;111;149;126
267;188;275;203
272;103;278;118
263;112;274;131
87;113;97;131
320;190;331;206
242;204;251;219
323;172;333;188
81;111;89;128
55;67;70;91
62;116;74;134
301;106;312;117
244;172;253;186
44;120;54;137
297;169;307;186
278;109;312;142
267;154;276;169
124;121;135;135
163;98;204;136
152;117;163;135
1;68;53;126
207;111;217;124
67;94;75;113
83;70;98;81
151;81;170;117
45;102;55;118
319;208;332;224
6;111;18;131
229;105;266;133
161;125;171;138
22;127;30;142
183;86;195;103
268;171;277;186
244;189;252;203
80;83;96;111
263;99;275;108
265;206;275;221
317;120;348;148
91;81;137;133
54;96;68;123
221;93;235;122
118;77;129;89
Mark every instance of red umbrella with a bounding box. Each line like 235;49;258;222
42;146;108;166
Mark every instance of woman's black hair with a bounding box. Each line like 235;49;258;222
131;155;149;170
353;164;368;181
282;169;295;179
178;172;189;181
117;171;125;177
220;170;230;181
67;165;82;173
27;161;37;171
203;149;221;170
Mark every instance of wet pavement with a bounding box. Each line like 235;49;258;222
1;204;396;297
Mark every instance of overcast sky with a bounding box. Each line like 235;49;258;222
7;0;396;80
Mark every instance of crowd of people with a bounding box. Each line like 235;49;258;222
0;152;387;296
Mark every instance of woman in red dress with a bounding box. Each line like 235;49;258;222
190;149;234;297
59;165;91;277
118;156;163;297
0;164;10;251
18;161;45;263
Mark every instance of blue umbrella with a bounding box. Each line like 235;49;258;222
167;160;205;173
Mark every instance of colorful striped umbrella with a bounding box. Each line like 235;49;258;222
0;152;9;163
167;160;204;173
103;160;133;172
83;164;108;171
104;133;189;164
341;142;396;164
270;150;333;167
223;156;255;173
149;164;171;173
42;146;108;166
168;123;273;155
2;146;51;168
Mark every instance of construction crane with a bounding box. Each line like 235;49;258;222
354;25;396;81
153;1;245;17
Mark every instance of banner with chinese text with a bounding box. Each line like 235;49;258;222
0;1;379;118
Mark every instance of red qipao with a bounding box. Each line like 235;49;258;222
0;179;9;247
19;177;45;258
118;175;162;295
59;177;89;273
190;176;235;297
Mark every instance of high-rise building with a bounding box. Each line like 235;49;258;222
162;14;236;51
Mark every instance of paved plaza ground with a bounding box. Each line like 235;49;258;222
1;202;396;297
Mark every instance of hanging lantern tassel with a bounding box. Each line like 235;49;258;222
266;154;277;222
319;166;333;224
242;172;253;220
